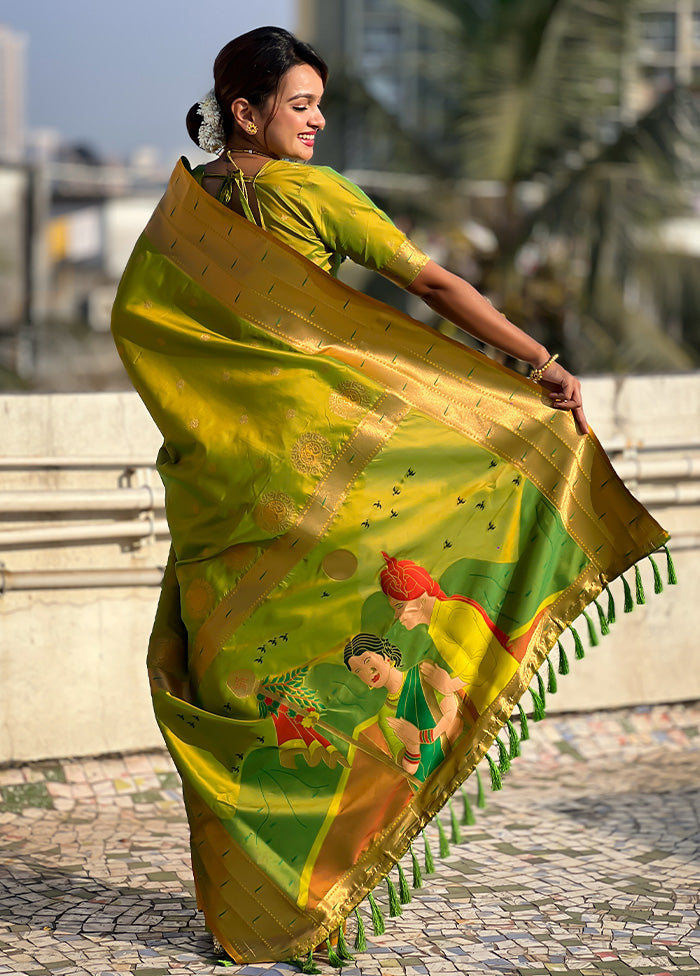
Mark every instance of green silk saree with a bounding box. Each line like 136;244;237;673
111;159;670;964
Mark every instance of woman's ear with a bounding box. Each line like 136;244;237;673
231;98;255;132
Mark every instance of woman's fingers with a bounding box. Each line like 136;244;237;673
539;368;588;434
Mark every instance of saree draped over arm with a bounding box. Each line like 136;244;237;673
111;157;669;964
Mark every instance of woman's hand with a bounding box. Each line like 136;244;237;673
536;361;588;435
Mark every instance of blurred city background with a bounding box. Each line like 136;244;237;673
3;0;700;390
0;0;698;766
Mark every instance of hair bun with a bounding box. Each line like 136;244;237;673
186;102;203;148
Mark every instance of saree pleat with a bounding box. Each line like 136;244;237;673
112;159;669;963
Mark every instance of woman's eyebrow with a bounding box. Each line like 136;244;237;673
287;91;319;101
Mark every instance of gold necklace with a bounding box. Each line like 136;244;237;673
225;147;275;163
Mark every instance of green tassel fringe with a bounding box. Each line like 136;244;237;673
326;935;344;968
530;687;545;721
449;799;461;844
461;787;476;825
664;544;677;585
649;554;663;594
571;624;585;659
594;598;610;636
582;609;599;647
634;563;646;605
547;657;558;694
606;586;616;624
397;862;411;904
506;717;521;758
496;735;511;773
368;892;384;936
353;907;367;951
387;877;402;917
475;767;486;807
410;844;423;888
485;751;502;790
557;639;570;676
622;574;633;613
517;701;530;741
336;924;354;963
437;816;450;857
423;831;435;874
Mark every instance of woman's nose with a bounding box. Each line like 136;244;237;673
311;107;325;130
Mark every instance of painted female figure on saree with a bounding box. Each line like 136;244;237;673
380;552;519;716
344;633;464;782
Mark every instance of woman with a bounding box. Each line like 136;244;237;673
111;26;669;966
343;632;465;781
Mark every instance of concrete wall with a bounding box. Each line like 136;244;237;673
1;375;698;762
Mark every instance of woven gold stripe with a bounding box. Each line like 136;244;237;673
192;392;410;681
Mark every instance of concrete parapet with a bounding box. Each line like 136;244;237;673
0;375;698;762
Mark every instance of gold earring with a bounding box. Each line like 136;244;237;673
246;121;258;135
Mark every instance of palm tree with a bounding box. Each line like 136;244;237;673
383;0;700;371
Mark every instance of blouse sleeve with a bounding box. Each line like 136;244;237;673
298;166;430;287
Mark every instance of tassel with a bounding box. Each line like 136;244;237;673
622;574;633;613
594;598;610;636
298;949;322;974
387;877;402;917
506;717;521;758
326;935;344;968
649;554;663;594
475;767;486;807
337;924;354;963
423;831;435;875
547;657;558;694
496;735;511;773
634;563;646;605
437;816;450;857
517;701;530;741
606;586;616;624
530;688;545;721
410;844;423;887
485;752;502;790
368;892;384;935
353;907;367;952
582;609;599;647
397;862;411;903
536;670;547;706
557;639;570;676
461;788;476;825
664;544;677;585
571;624;585;660
449;799;462;844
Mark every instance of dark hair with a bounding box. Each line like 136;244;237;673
186;26;328;148
343;633;402;670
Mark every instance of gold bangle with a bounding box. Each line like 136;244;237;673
529;353;559;383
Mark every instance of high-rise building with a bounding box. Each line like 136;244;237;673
297;0;459;172
629;0;700;115
0;23;26;162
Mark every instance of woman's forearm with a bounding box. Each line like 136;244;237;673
407;261;549;367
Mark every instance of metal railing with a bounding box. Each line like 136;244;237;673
1;439;698;592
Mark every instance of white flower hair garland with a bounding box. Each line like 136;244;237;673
197;90;225;153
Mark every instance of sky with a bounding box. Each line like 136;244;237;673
1;0;296;162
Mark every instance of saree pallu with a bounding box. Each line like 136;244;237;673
112;159;669;964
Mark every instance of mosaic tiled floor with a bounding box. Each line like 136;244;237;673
1;702;699;976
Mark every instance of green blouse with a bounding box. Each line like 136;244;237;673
191;158;429;287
